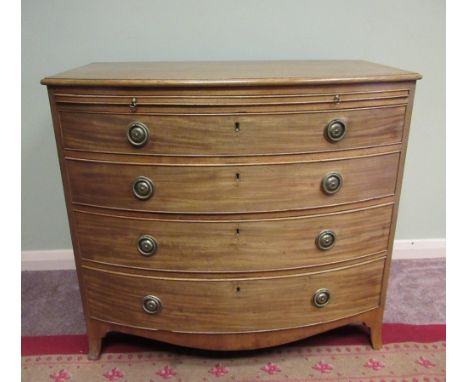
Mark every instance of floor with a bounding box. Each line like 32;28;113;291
21;258;445;336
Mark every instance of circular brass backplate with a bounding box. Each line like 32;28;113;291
321;172;343;195
142;295;162;314
137;235;158;257
325;119;347;142
132;176;154;200
127;122;149;147
313;288;330;308
316;230;336;250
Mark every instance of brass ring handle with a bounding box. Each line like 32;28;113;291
325;119;347;142
313;288;330;308
321;172;343;195
142;295;162;314
137;235;158;257
316;230;336;250
127;122;149;147
132;176;154;200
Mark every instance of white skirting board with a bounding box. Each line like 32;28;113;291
21;239;446;271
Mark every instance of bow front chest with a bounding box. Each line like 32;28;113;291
41;61;421;359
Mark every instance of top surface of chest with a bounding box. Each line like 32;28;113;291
41;60;421;87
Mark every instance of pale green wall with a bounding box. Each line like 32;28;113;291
22;0;445;250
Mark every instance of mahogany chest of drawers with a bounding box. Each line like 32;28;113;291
41;61;421;359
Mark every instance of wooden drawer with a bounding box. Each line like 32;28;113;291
67;153;399;213
59;106;405;156
84;258;385;333
76;205;392;272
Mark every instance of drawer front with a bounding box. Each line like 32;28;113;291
84;258;384;332
76;205;392;272
59;106;405;156
67;153;399;213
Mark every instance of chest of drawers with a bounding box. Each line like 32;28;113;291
41;60;421;360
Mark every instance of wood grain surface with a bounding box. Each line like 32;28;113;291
83;257;385;333
59;106;405;156
86;308;382;352
75;204;392;272
66;153;399;213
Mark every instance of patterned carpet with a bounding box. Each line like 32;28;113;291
22;325;446;381
23;341;446;382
